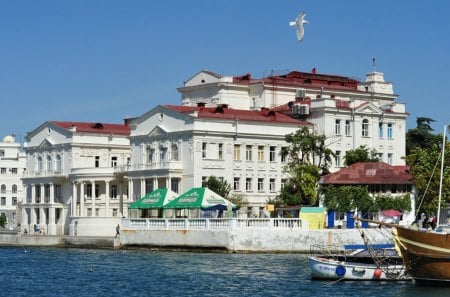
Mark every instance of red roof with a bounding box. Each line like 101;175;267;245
164;105;312;125
51;121;130;136
233;70;360;92
321;162;413;185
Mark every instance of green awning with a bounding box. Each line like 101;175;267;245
163;187;236;210
128;188;178;209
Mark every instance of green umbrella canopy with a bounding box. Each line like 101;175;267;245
128;188;178;209
163;187;236;210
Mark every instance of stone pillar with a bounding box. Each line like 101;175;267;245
105;181;110;217
92;181;96;216
80;182;85;216
30;207;37;227
31;184;36;204
48;207;56;235
40;184;44;204
119;182;124;217
21;207;28;233
128;179;133;202
50;183;55;203
166;177;170;191
153;177;157;191
72;182;77;216
140;178;145;198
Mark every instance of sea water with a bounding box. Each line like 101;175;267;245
0;246;448;297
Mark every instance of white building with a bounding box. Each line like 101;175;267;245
21;121;131;236
128;104;312;215
178;70;408;171
0;135;26;229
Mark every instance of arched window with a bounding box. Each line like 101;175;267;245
171;144;179;161
1;184;6;193
12;184;17;193
56;155;62;173
37;156;43;172
362;119;369;137
47;156;52;172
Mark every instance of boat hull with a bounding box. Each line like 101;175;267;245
308;256;408;281
392;226;450;284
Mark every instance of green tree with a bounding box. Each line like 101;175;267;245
344;145;379;166
0;213;6;228
203;176;231;199
279;127;334;205
321;185;373;212
406;117;439;155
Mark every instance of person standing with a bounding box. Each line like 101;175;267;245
115;224;120;237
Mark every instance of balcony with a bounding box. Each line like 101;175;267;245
128;161;183;172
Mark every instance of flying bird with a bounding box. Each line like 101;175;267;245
289;11;309;43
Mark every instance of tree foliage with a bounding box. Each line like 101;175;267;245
321;185;373;212
344;145;379;166
203;176;231;199
405;117;440;155
278;127;334;206
0;213;6;228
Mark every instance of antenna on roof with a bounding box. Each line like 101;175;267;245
372;57;376;72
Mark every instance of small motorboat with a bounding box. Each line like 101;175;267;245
308;244;410;281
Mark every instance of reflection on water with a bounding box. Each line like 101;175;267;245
0;247;449;297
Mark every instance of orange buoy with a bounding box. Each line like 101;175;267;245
373;268;382;279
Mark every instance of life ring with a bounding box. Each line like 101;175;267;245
335;265;346;277
373;268;382;279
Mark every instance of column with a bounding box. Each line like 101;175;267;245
31;184;36;204
48;207;56;235
72;182;77;216
30;207;37;227
105;181;110;217
50;183;55;203
119;181;124;217
153;177;157;191
80;182;85;216
166;177;170;191
40;184;44;204
140;178;145;198
21;207;28;233
92;181;96;216
128;179;133;202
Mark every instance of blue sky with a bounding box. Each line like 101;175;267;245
1;1;450;142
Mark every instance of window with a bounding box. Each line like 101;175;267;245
111;156;118;168
257;178;264;192
345;120;351;136
362;119;369;137
246;178;252;191
335;150;341;167
87;184;92;198
47;156;52;172
38;157;43;172
12;197;17;206
95;156;100;168
11;168;18;174
378;122;383;138
112;209;118;217
148;148;155;164
145;179;154;194
55;155;62;173
201;176;208;187
269;146;276;162
246;145;253;161
44;185;50;199
258;146;264;161
234;145;241;161
12;184;17;194
171;178;180;193
281;147;288;163
269;178;276;192
335;119;341;135
218;143;223;160
387;123;393;139
202;142;207;159
378;153;383;162
233;177;240;191
388;153;393;165
1;184;5;193
111;185;118;199
0;150;4;157
281;179;287;189
1;197;5;206
0;168;6;174
171;144;179;161
54;185;62;202
160;147;167;164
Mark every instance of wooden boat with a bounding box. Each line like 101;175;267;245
392;225;450;285
309;244;409;281
391;125;450;285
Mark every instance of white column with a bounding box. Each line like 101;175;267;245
40;184;44;204
105;181;110;217
80;182;85;216
31;184;36;204
119;181;124;217
153;177;157;191
166;177;170;190
50;183;55;203
48;207;56;235
92;181;96;216
140;178;145;198
72;182;77;216
128;179;133;202
21;207;28;232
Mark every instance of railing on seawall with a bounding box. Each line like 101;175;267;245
122;218;306;231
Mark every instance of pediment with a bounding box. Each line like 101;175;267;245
354;102;382;115
148;126;168;137
39;139;53;149
184;70;223;87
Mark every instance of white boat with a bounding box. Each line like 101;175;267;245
308;245;410;281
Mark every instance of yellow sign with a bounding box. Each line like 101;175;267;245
266;204;275;211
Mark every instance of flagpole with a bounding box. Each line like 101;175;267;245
437;124;447;227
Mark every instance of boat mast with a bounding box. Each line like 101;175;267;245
437;124;447;226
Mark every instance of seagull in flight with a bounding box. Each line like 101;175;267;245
289;11;309;43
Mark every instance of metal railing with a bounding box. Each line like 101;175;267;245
122;218;305;231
